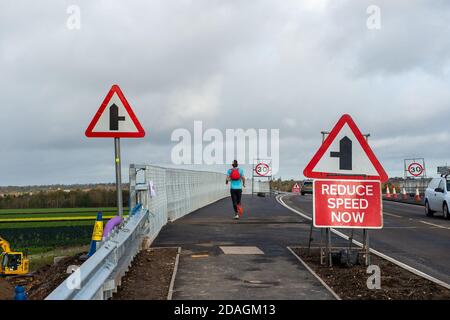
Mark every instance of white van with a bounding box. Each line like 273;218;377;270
424;177;450;219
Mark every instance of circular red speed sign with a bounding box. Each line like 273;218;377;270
255;163;270;176
408;162;424;177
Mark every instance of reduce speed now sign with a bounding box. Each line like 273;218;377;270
303;114;387;229
313;180;383;229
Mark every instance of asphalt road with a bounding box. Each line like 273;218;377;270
153;195;334;300
281;194;450;285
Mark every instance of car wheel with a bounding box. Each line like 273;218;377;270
425;200;434;217
444;203;450;220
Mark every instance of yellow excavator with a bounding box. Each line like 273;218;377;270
0;236;29;276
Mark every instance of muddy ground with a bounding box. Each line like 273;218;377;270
292;247;450;300
0;279;15;300
112;247;179;300
1;254;86;300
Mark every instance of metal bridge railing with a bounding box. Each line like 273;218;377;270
45;205;150;300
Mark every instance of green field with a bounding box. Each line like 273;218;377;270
0;207;120;214
0;220;94;229
0;207;129;255
0;207;129;221
0;208;128;219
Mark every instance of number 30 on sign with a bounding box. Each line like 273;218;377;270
255;163;270;176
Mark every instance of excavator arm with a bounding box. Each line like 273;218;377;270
0;237;11;253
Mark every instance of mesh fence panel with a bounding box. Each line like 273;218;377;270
131;164;270;240
143;165;168;240
142;165;230;221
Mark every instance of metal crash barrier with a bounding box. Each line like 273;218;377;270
45;205;150;300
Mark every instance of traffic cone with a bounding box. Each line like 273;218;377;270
392;186;398;199
402;187;408;200
385;185;391;198
414;188;422;202
88;212;103;257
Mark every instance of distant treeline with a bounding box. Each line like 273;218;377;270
0;183;117;194
271;179;299;192
0;189;129;209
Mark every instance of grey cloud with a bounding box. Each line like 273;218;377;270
1;0;449;185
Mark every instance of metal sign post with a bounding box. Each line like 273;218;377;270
320;132;330;265
114;138;123;217
363;135;370;266
85;85;145;218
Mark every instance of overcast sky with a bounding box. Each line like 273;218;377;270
1;0;450;185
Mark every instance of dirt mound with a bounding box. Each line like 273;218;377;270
0;278;15;300
112;247;179;300
292;247;450;300
7;254;86;300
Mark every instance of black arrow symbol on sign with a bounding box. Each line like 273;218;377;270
330;136;352;170
109;104;126;131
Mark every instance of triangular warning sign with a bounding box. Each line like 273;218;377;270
303;114;388;182
85;85;145;138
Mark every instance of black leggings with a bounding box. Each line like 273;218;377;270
230;189;242;213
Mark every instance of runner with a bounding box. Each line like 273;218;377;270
226;160;246;219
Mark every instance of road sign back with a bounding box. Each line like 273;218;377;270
303;114;388;182
85;85;145;138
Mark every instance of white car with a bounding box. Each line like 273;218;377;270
424;177;450;219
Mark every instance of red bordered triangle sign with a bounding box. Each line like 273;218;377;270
303;114;388;182
85;85;145;138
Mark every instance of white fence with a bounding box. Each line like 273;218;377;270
130;164;271;229
46;164;270;300
130;165;230;240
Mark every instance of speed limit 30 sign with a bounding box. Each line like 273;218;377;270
408;162;424;177
255;163;270;176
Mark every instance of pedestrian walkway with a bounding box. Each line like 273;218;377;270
153;194;334;300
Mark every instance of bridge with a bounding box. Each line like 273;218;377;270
45;164;450;300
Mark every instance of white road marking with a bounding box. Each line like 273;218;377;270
287;247;341;300
276;194;450;290
276;195;311;221
383;199;424;208
220;246;264;255
419;220;450;230
383;212;402;218
383;226;418;229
